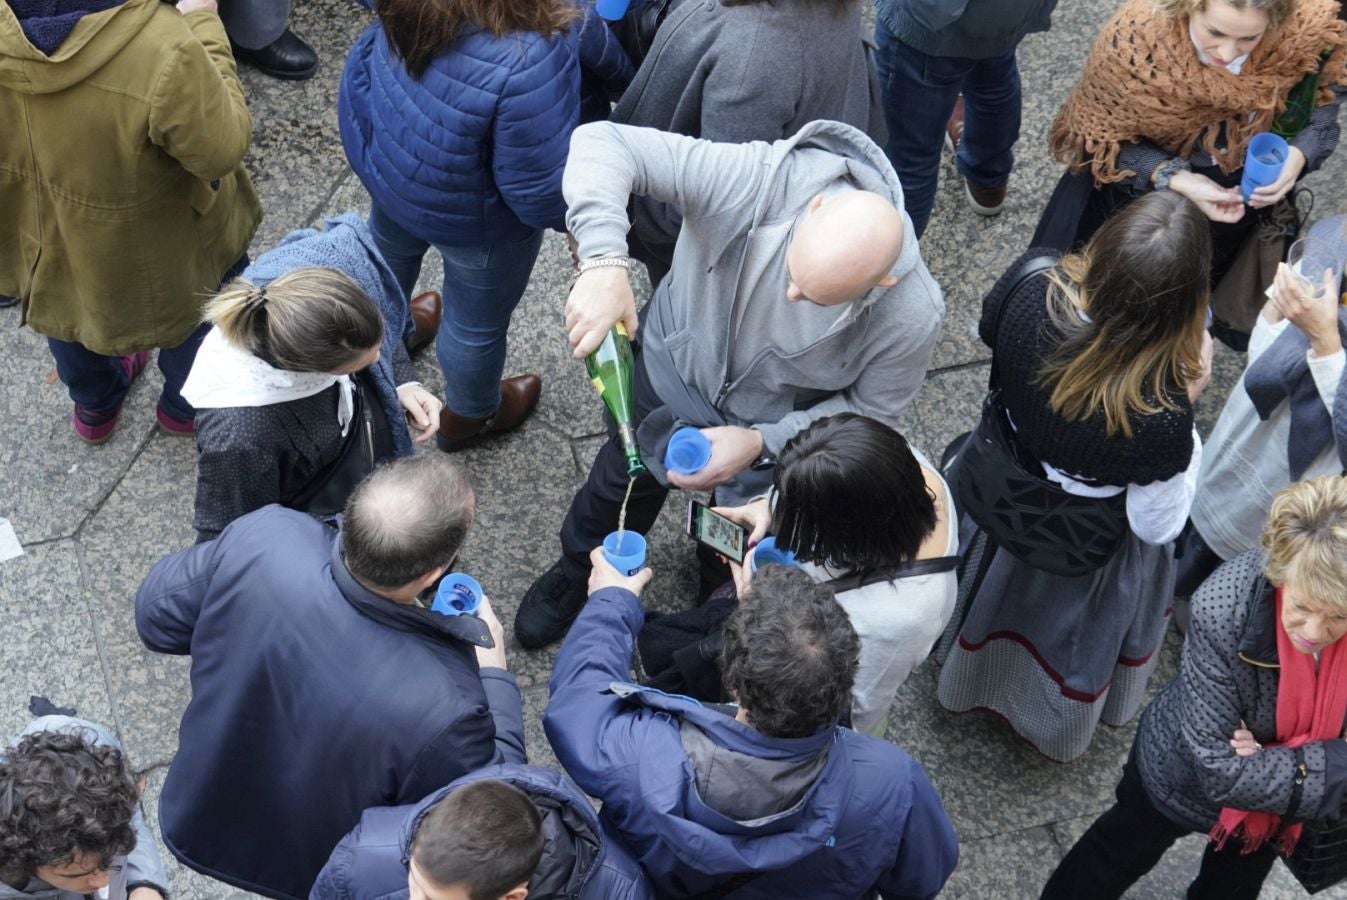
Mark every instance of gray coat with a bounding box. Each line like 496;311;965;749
1137;550;1347;831
0;717;169;900
611;0;884;261
876;0;1055;60
563;120;944;503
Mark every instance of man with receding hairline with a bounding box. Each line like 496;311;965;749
135;453;525;900
516;119;945;649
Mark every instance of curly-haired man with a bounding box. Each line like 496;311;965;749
0;717;168;900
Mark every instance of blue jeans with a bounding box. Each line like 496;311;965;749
873;20;1022;237
367;204;545;418
46;256;246;420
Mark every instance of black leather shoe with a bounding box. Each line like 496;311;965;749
0;295;17;309
233;29;318;81
514;559;589;649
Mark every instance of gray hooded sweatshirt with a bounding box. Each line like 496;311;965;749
1;717;169;900
563;120;944;503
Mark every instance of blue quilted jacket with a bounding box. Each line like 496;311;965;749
339;3;631;247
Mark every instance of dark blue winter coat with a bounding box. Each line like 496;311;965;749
135;506;526;900
310;764;654;900
338;2;632;247
544;587;960;900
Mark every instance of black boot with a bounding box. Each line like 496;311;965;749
233;29;318;81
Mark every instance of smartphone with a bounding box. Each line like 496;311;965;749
684;500;749;563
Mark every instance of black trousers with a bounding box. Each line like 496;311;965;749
1041;754;1277;900
558;346;669;580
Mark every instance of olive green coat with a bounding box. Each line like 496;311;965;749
0;0;261;355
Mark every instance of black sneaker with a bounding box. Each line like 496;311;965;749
515;559;589;649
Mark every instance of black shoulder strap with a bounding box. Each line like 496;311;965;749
823;556;960;593
988;254;1058;387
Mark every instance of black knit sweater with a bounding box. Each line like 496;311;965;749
980;250;1194;487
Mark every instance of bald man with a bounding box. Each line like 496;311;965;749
516;121;945;649
135;453;525;899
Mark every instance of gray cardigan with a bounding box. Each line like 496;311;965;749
611;0;883;258
1136;550;1347;831
0;717;169;900
563;120;944;503
876;0;1056;60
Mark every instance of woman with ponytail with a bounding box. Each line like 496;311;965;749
181;216;443;541
936;191;1215;762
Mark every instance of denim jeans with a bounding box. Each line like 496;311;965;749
873;20;1022;237
46;256;246;420
367;204;545;418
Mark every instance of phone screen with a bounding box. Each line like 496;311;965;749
687;501;747;563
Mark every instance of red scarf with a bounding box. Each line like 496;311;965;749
1210;589;1347;855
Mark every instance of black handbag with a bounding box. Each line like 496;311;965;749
1284;817;1347;894
950;256;1130;578
291;375;392;517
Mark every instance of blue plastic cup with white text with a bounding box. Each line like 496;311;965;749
603;531;647;576
1240;132;1289;203
432;573;482;617
749;536;799;573
664;427;713;476
595;0;630;20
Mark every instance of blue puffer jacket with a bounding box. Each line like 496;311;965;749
339;3;631;247
544;587;961;900
310;764;655;900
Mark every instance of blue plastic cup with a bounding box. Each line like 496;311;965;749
750;536;798;573
595;0;629;20
1240;132;1289;202
603;531;647;576
664;427;713;476
431;573;482;617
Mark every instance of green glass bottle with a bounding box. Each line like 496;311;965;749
1272;51;1331;138
586;323;646;477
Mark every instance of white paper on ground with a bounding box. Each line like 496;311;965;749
0;518;24;562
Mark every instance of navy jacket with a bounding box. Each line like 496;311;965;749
338;2;631;246
310;764;654;900
544;587;960;900
135;506;525;900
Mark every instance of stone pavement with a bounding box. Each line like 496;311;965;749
3;0;1347;896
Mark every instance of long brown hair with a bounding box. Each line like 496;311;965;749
1036;191;1211;438
377;0;579;79
204;267;384;373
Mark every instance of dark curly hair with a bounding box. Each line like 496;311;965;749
0;729;139;887
721;566;860;739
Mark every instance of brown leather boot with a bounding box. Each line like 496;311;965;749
405;291;442;356
436;374;542;451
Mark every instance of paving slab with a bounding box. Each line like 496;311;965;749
941;823;1064;899
0;540;117;741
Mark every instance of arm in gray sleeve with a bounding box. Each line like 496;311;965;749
1288;85;1345;174
390;333;417;388
1116;139;1175;197
562;122;770;261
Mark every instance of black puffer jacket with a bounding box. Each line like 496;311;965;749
1137;549;1347;830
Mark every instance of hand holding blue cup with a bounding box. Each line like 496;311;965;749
664;427;713;476
1240;132;1289;203
603;531;648;576
749;536;798;573
432;573;483;617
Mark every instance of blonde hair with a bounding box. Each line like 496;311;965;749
1261;476;1347;610
204;267;384;373
1152;0;1293;30
1035;191;1211;438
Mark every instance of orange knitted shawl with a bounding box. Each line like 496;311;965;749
1049;0;1347;185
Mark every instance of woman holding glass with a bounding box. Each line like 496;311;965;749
1034;0;1347;346
1043;476;1347;899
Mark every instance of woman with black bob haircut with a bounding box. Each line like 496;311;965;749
0;717;169;900
639;413;956;736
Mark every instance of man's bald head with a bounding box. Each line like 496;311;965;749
785;191;905;306
342;453;476;592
